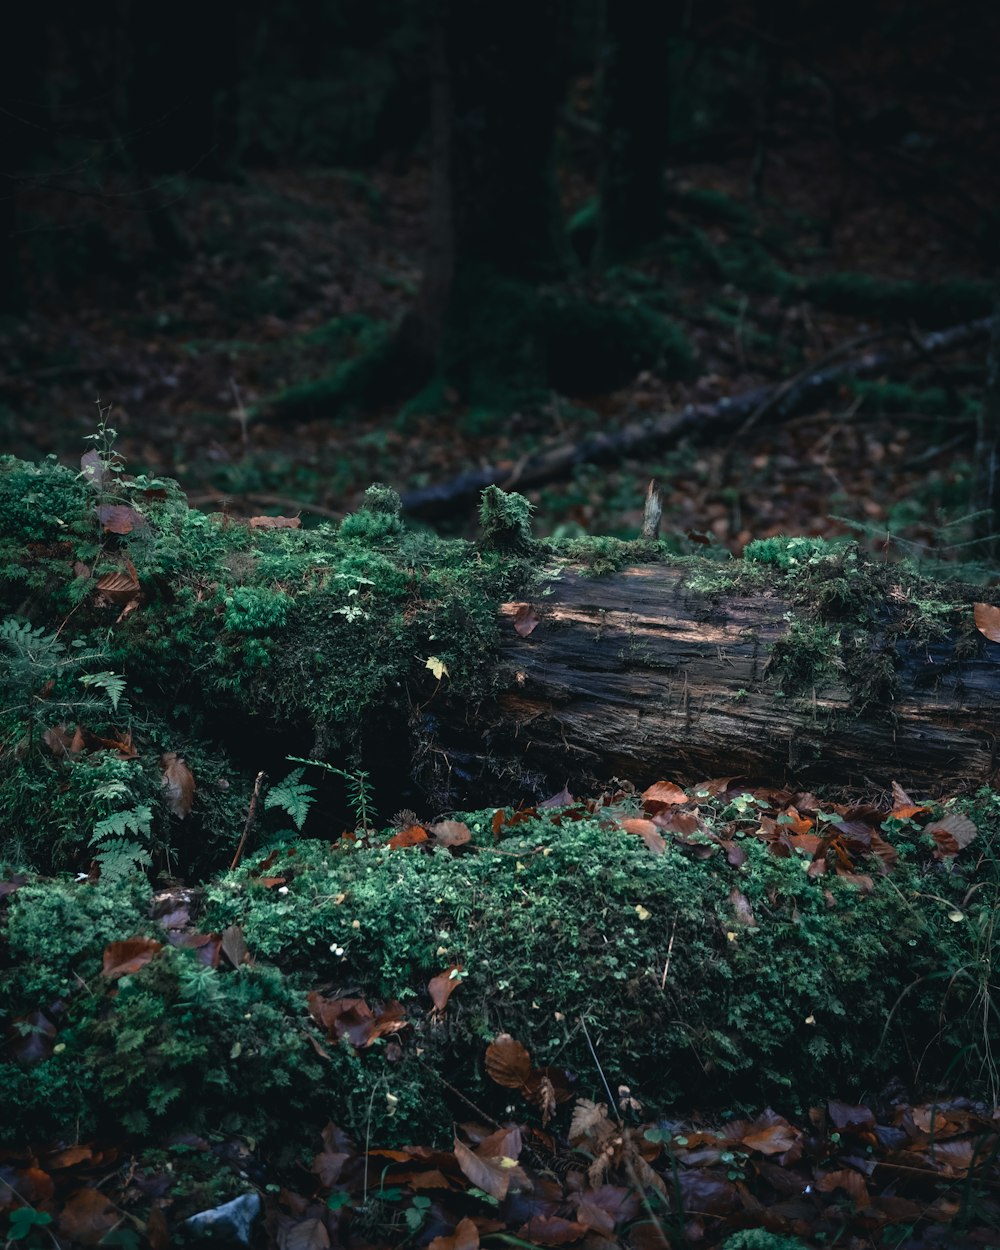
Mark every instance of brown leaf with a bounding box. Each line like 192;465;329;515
43;724;74;757
974;601;1000;642
172;932;223;967
620;817;665;855
485;1034;534;1090
221;924;251;967
311;1149;349;1188
97;503;146;535
388;824;428;849
927;811;978;857
161;752;196;818
428;1216;480;1250
102;937;163;980
539;784;574;809
281;1216;330;1249
569;1099;611;1144
729;888;757;928
57;1187;119;1245
307;993;407;1048
642;780;687;810
476;1126;522;1161
428;965;464;1012
740;1110;801;1156
815;1168;870;1206
515;1215;588;1245
95;559;140;603
430;820;472;848
80;449;106;491
249;514;301;529
453;1138;512;1201
827;1100;876;1132
513;604;540;638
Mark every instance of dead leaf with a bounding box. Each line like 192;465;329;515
280;1216;330;1249
221;924;251;967
97;503;146;535
95;559;140;604
161;752;196;818
430;820;472;847
485;1034;534;1090
428;1216;480;1250
453;1138;512;1201
249;514;301;529
739;1110;801;1156
539;784;574;809
307;993;408;1048
620;818;666;855
512;604;540;637
57;1187;119;1245
428;965;464;1012
729;887;757;928
388;824;428;849
102;937;163;980
515;1215;588;1245
815;1168;870;1206
425;656;449;680
569;1099;611;1144
927;811;978;857
80;449;106;491
974;602;1000;642
642;780;687;810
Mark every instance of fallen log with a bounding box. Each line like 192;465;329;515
3;455;999;880
400;317;990;518
428;557;1000;800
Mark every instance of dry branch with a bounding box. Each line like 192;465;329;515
401;318;990;519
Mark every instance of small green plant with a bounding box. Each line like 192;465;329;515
286;754;376;832
265;767;316;832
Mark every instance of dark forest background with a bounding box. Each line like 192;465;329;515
2;0;1000;557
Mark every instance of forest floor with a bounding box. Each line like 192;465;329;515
1;90;997;565
4;41;1000;1249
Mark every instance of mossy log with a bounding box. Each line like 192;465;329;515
3;453;999;875
435;561;1000;799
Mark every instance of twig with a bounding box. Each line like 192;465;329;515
659;919;677;991
641;479;663;540
230;377;250;451
401;317;990;518
230;771;266;871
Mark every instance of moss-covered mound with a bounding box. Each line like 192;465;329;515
3;788;997;1155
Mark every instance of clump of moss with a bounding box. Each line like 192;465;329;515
478;485;534;553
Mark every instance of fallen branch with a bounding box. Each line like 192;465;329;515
401;318;990;518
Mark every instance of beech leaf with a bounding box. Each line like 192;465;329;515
428;965;464;1011
161;751;196;818
102;937;163;980
974;601;1000;642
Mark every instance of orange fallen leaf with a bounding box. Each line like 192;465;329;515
428;965;464;1012
974;602;1000;642
102;937;163;980
388;824;428;849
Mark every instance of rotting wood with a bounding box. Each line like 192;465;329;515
428;563;1000;799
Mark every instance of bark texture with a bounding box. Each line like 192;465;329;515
430;563;1000;800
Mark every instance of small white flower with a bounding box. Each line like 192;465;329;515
278;886;289;895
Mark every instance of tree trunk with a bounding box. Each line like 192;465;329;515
397;0;572;401
595;0;676;267
973;293;1000;559
428;563;1000;802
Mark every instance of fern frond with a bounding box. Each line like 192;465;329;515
264;768;315;832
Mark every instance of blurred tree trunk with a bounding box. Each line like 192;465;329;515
397;0;572;400
0;9;47;312
973;294;1000;559
595;0;677;267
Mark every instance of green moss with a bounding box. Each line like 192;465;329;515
4;789;994;1151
